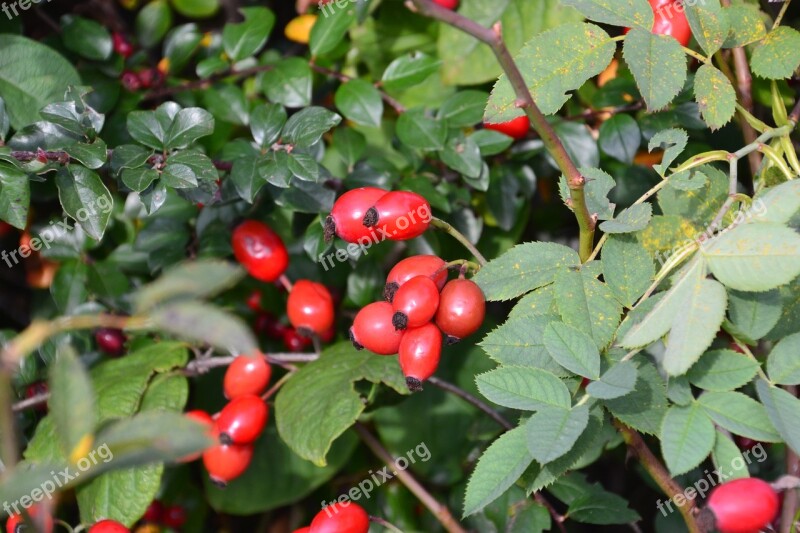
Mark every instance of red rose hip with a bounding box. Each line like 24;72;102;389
224;354;272;399
326;187;388;243
283;328;313;352
363;191;431;241
484;115;530;140
162;505;187;529
704;478;779;533
232;220;289;282
95;328;126;356
432;0;459;8
203;428;254;487
216;395;268;445
399;323;442;392
88;520;129;533
436;279;485;342
6;505;54;533
287;280;335;335
392;275;440;330
310;502;370;533
350;302;404;355
384;255;448;302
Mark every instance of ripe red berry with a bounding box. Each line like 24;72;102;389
203;431;254;487
137;68;163;90
385;255;448;302
287;280;335;336
350;302;404;355
362;191;431;241
120;70;142;91
255;312;286;340
216;395;268;445
88;520;129;533
432;0;459;8
232;220;289;282
6;505;54;533
112;32;134;58
283;328;313;352
484;115;530;140
735;436;762;451
392;275;440;330
25;381;48;413
326;187;388;243
186;409;214;426
310;502;370;533
181;410;214;462
224;354;271;399
650;0;691;47
704;478;779;533
162;505;186;529
247;290;263;312
435;279;485;343
141;501;163;523
95;328;127;356
399;323;442;392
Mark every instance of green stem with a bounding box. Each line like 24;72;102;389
682;46;710;64
0;374;18;475
430;217;488;266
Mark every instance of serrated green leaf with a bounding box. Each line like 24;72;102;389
752;180;800;225
649;128;689;176
604;361;668;435
526;404;590;464
554;269;622;349
699;390;781;442
602;234;654;308
600;203;653;235
598;114;641;164
727;289;783;342
660;403;715;476
134;259;245;312
560;0;653;29
659;164;728;225
479;314;566;374
586;361;637;399
543;322;600;379
751;26;800;80
767;332;800;385
695;64;736;130
723;4;766;48
476;366;571;411
712;430;749;481
755;380;800;455
687;350;759;392
684;0;730;56
559;167;616;221
623;28;687;111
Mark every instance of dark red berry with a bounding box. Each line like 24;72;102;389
384;255;448;302
704;478;778;533
392;275;440;330
432;0;459;8
287;280;335;336
255;312;286;340
247;290;263;312
162;505;186;529
88;519;128;533
224;354;271;399
232;220;289;282
435;279;485;342
203;428;254;487
283;328;313;352
326;187;388;243
112;32;134;58
141;501;163;523
484;115;530;140
120;70;142;91
310;502;370;533
320;325;336;343
362;191;431;241
735;436;762;451
216;395;268;445
399;322;442;392
137;68;162;90
25;381;49;413
350;302;404;355
6;505;54;533
181;410;214;462
95;328;127;356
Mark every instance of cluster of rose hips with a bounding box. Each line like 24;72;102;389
325;186;485;391
291;501;370;533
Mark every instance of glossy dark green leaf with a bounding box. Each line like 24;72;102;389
334;79;383;127
55;165;113;240
282;107;341;147
61;15;112;61
222;7;275;62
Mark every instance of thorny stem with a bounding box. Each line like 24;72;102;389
780;385;800;533
427;377;512;430
354;423;467;533
407;0;595;262
430;217;488;266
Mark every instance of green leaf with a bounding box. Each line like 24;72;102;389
649;128;689;177
282;107;341;147
752;180;800;225
485;22;615;122
122;168;158;193
755;380;800;455
695;64;736;130
381;52;441;91
310;0;357;56
275;343;406;466
172;0;219;18
50;345;96;460
287;153;320;183
440;136;483;179
161;163;197;188
61;15;112;61
559;167;616;221
586;361;637;399
600;203;652;236
601;234;654;308
767;332;800;385
699;390;781;442
0;162;29;229
66;139;108;170
684;0;730;56
55;165;113;241
333;128;366;168
134;259;245;312
261;58;312;108
479;314;566;374
165;107;214;149
463;426;533;517
623;28;687;111
151;302;257;355
658;165;728;225
476;366;571;411
51;261;88;313
702;222;800;292
554;268;622;349
334;79;383;128
128;111;167;150
0;35;80;129
473;242;580;301
712;430;749;481
660;402;715;476
396;108;447;151
543;322;601;379
560;0;653;29
751;26;800;80
723;4;766;48
222;7;275;62
598;113;641;164
687;350;759;392
111;144;152;174
604;362;668;435
727;289;783;341
230;157;263;202
136;0;172;48
250;103;286;148
439;90;489;128
526;404;590;464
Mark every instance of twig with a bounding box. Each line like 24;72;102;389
773;0;793;29
310;62;406;113
407;0;595;262
790;99;800;125
354;423;467;533
563;102;643;122
780;385;800;533
182;352;318;376
11;392;49;413
614;420;702;533
141;63;277;102
9;149;234;172
369;516;404;533
429;217;488;266
278;274;294;293
427;376;512;430
262;371;295;401
532;493;567;533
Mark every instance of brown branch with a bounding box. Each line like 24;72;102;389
309;62;406;113
564;102;644;122
614;420;703;533
427;376;512;430
781;385;800;533
9;150;233;172
141;63;277;102
406;0;595;261
354;423;467;533
790;98;800;125
182;352;318;376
